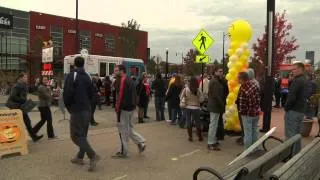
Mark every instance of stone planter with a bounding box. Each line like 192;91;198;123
300;119;313;137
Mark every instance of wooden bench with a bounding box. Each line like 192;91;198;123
269;137;320;180
193;135;301;180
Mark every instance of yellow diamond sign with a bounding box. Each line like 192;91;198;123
192;29;214;55
196;55;209;64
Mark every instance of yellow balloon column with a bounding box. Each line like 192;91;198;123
224;20;253;132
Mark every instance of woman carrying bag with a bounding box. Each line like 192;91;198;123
180;77;203;142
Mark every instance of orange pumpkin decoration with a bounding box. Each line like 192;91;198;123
0;123;21;144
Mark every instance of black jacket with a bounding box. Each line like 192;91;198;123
137;81;149;107
63;68;92;113
116;76;137;111
207;76;225;113
91;81;100;104
285;75;307;113
152;78;166;97
6;81;28;109
166;84;183;109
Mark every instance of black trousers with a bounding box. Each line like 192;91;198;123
33;106;55;138
274;91;281;106
216;113;225;139
144;97;149;117
70;111;96;159
22;112;37;139
91;103;97;124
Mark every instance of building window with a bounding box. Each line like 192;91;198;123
50;26;63;56
80;30;91;52
105;34;115;50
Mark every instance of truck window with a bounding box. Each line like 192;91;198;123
109;63;116;75
100;62;106;77
130;66;139;76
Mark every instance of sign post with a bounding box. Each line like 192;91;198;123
192;29;215;91
0;110;28;158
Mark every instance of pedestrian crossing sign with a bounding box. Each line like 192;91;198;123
196;55;209;64
192;29;214;55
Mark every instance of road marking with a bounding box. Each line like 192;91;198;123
171;149;200;161
179;149;200;158
113;174;128;180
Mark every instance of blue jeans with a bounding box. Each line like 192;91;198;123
241;116;259;149
154;97;165;121
171;107;182;124
185;108;201;129
208;113;220;145
285;110;304;156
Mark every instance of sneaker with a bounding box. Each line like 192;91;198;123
70;157;84;165
91;122;99;126
138;143;146;153
48;136;58;140
208;144;221;151
88;154;101;172
32;134;44;142
111;152;128;159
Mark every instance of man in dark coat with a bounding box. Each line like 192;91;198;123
207;66;225;151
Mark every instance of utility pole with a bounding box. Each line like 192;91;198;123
75;0;80;53
222;32;226;72
261;0;275;132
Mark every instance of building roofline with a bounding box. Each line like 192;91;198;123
30;11;148;33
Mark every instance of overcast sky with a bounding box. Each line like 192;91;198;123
2;0;319;64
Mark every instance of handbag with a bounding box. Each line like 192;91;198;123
180;88;187;108
180;96;186;108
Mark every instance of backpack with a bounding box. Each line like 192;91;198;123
62;72;77;111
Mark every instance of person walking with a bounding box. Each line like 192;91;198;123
6;73;43;142
273;74;281;108
90;76;100;126
180;76;202;142
112;65;146;158
166;75;183;125
33;76;57;139
207;67;225;151
63;56;100;172
152;73;166;121
137;76;150;123
238;72;261;150
104;76;112;106
142;73;151;119
284;62;307;156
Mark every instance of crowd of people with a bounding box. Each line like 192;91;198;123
4;57;320;172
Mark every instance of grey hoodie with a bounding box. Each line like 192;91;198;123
38;85;51;107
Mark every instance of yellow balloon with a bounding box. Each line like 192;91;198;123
228;92;237;103
244;49;251;57
228;68;237;76
228;49;234;56
226;98;233;106
228;20;253;42
235;61;244;69
240;56;248;64
226;73;232;80
229;55;238;63
231;41;240;49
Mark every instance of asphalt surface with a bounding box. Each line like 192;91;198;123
0;95;319;180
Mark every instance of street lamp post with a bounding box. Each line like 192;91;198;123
261;0;275;132
222;32;227;72
176;52;183;74
75;0;80;54
165;48;168;80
